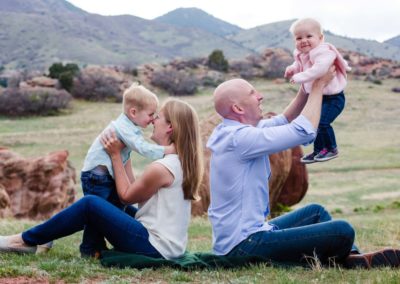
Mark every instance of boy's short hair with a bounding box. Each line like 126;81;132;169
122;83;159;114
289;18;323;35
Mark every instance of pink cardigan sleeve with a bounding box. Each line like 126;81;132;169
291;46;336;84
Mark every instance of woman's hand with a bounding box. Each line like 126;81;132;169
100;129;125;157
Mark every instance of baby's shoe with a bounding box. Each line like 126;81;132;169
314;148;339;162
300;151;318;164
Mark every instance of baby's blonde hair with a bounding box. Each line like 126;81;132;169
122;83;159;114
289;18;323;36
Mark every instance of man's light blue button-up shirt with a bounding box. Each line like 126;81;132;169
207;114;316;255
82;113;164;178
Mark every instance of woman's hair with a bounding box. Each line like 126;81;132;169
162;99;204;200
123;83;159;114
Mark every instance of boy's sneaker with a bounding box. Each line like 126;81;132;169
300;152;318;164
314;148;339;162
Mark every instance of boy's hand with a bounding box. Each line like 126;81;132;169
164;143;177;155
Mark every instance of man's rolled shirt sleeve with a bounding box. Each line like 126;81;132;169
235;114;316;160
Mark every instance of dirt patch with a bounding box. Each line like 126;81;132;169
361;191;400;200
0;277;63;284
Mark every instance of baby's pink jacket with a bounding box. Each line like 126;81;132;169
288;42;351;95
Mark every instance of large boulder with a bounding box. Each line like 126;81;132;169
192;113;308;216
0;148;76;220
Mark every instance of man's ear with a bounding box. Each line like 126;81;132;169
232;103;244;115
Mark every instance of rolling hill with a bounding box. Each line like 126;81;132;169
154;7;242;37
1;0;399;71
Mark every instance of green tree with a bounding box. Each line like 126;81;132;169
48;62;80;91
207;50;229;72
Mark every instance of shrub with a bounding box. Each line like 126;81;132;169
207;50;229;72
48;63;80;91
58;71;74;92
261;54;290;79
131;68;138;77
0;87;72;116
200;71;225;87
230;60;258;79
71;70;122;102
151;69;198;96
49;63;79;79
0;78;7;88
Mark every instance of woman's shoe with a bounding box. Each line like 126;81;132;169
0;235;37;254
36;241;53;254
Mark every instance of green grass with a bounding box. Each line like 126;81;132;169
1;79;400;282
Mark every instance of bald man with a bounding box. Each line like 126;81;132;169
207;74;400;268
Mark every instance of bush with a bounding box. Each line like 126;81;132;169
49;63;79;79
151;69;198;96
261;54;289;79
71;70;122;102
207;50;229;72
200;71;225;87
48;63;80;91
0;87;72;116
230;60;258;79
58;71;74;92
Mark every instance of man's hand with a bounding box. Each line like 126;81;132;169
313;65;336;88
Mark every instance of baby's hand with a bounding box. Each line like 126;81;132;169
284;67;294;79
164;143;176;155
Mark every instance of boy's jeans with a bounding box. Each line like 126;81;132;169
228;204;358;265
314;92;346;152
79;170;137;256
22;195;162;258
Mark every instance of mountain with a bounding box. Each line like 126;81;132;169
1;0;399;71
385;35;400;47
0;0;252;70
229;20;400;61
154;7;242;37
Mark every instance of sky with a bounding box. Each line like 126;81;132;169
66;0;400;42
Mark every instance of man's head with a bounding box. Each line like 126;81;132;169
213;78;263;126
123;83;159;128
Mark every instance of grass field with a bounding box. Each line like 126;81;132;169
0;78;399;283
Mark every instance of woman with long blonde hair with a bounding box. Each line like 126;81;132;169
0;98;203;260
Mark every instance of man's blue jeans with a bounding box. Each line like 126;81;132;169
314;92;346;152
227;204;357;265
22;195;162;258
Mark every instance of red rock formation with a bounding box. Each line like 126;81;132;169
275;146;309;208
0;148;76;220
24;76;58;88
192;113;308;216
